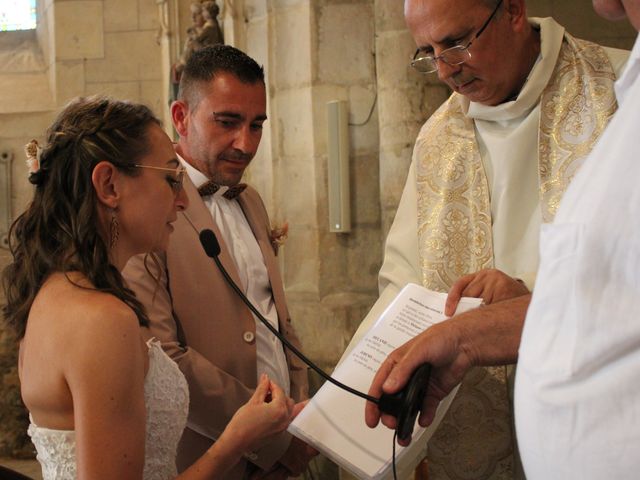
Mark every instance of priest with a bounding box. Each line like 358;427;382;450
344;0;629;478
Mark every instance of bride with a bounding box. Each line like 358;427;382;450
2;96;298;479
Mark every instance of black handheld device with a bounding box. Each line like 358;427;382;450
377;364;431;440
198;228;430;441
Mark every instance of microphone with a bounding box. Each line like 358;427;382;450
200;228;221;257
199;228;430;441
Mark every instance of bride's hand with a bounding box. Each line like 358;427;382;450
221;374;295;453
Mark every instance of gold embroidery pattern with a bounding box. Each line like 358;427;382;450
416;101;493;292
539;36;618;222
414;34;618;480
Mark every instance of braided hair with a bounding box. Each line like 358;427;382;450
2;96;161;338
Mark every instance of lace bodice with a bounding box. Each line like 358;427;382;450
27;340;189;480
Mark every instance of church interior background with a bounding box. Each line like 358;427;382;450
0;0;635;478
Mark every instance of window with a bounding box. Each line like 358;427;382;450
0;0;36;32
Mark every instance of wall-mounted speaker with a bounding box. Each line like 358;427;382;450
327;100;351;233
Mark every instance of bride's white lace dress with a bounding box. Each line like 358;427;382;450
27;340;189;480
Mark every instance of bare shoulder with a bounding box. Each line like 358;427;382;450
30;272;143;361
21;273;147;426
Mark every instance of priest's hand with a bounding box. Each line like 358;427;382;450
445;268;529;316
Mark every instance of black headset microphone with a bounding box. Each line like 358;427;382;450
198;228;432;442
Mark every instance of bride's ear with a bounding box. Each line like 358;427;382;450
92;161;121;209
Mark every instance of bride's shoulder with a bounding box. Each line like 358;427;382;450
40;271;135;316
21;272;147;428
33;272;142;354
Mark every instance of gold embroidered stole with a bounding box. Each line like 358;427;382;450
415;35;618;479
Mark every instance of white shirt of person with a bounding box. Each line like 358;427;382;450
515;31;640;479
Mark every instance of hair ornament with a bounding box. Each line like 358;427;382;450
24;139;42;174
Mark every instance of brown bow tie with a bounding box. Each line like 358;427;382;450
197;182;247;199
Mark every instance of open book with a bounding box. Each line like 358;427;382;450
288;283;482;480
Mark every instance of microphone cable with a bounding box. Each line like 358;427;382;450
201;227;402;480
198;228;380;405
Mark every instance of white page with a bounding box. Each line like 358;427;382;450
289;283;482;480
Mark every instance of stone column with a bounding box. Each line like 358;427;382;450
156;0;182;129
243;2;381;476
239;0;381;378
374;0;449;235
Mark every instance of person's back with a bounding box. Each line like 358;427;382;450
20;272;143;434
515;12;640;478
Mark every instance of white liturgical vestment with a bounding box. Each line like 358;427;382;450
515;32;640;480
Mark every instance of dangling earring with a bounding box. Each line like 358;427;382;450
110;208;119;249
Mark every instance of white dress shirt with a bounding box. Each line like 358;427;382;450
515;32;640;479
182;159;290;396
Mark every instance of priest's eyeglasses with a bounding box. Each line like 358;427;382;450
410;0;503;74
133;164;186;194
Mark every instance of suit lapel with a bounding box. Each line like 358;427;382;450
237;193;289;323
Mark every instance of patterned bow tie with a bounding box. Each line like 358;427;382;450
197;182;247;199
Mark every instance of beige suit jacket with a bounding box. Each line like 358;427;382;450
123;177;308;478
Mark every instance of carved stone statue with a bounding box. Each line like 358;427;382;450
170;1;224;101
193;1;223;51
191;1;205;34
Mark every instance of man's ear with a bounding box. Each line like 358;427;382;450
504;0;527;30
92;161;120;209
171;100;190;137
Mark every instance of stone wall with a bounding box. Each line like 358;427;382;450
374;0;450;235
1;0;165;220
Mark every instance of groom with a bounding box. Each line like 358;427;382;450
123;45;315;479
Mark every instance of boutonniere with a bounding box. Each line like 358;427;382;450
24;139;42;174
270;222;288;255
